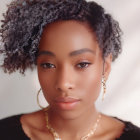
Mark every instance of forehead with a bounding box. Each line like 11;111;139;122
39;20;100;54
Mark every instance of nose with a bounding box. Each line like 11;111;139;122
55;66;75;92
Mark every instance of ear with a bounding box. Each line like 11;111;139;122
103;54;112;81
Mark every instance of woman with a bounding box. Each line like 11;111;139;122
0;0;140;140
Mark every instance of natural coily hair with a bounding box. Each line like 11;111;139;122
0;0;122;74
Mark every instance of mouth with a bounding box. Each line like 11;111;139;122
54;97;80;110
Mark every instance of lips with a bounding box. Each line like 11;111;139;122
54;97;80;110
55;97;80;103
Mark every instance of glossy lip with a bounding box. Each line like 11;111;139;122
54;97;80;110
55;96;80;103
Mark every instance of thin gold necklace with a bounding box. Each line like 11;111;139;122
44;108;101;140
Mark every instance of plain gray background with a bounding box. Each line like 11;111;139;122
0;0;140;126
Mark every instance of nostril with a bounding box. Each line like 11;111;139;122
55;83;74;91
68;86;73;89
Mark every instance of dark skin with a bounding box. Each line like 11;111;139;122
20;20;125;140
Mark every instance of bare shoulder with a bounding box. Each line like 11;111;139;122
99;113;125;139
20;110;45;129
20;110;51;139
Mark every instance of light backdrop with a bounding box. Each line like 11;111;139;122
0;0;140;126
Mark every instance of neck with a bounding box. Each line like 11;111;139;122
46;105;99;139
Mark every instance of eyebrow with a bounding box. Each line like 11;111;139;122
37;48;95;57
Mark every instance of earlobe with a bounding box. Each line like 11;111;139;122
102;54;112;80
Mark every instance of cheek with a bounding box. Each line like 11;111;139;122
78;68;102;102
37;69;54;101
37;66;53;88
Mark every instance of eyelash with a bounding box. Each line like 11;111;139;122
77;62;91;69
40;63;55;69
40;62;91;69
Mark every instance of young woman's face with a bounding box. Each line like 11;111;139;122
37;20;111;118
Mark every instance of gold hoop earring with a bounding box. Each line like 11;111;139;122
37;88;46;109
102;75;106;101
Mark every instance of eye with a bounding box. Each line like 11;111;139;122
76;62;91;69
40;63;55;69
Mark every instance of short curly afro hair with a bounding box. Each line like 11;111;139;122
0;0;122;74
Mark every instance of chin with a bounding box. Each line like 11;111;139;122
50;105;83;120
58;110;83;120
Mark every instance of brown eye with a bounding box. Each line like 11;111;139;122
40;63;55;69
76;62;91;69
